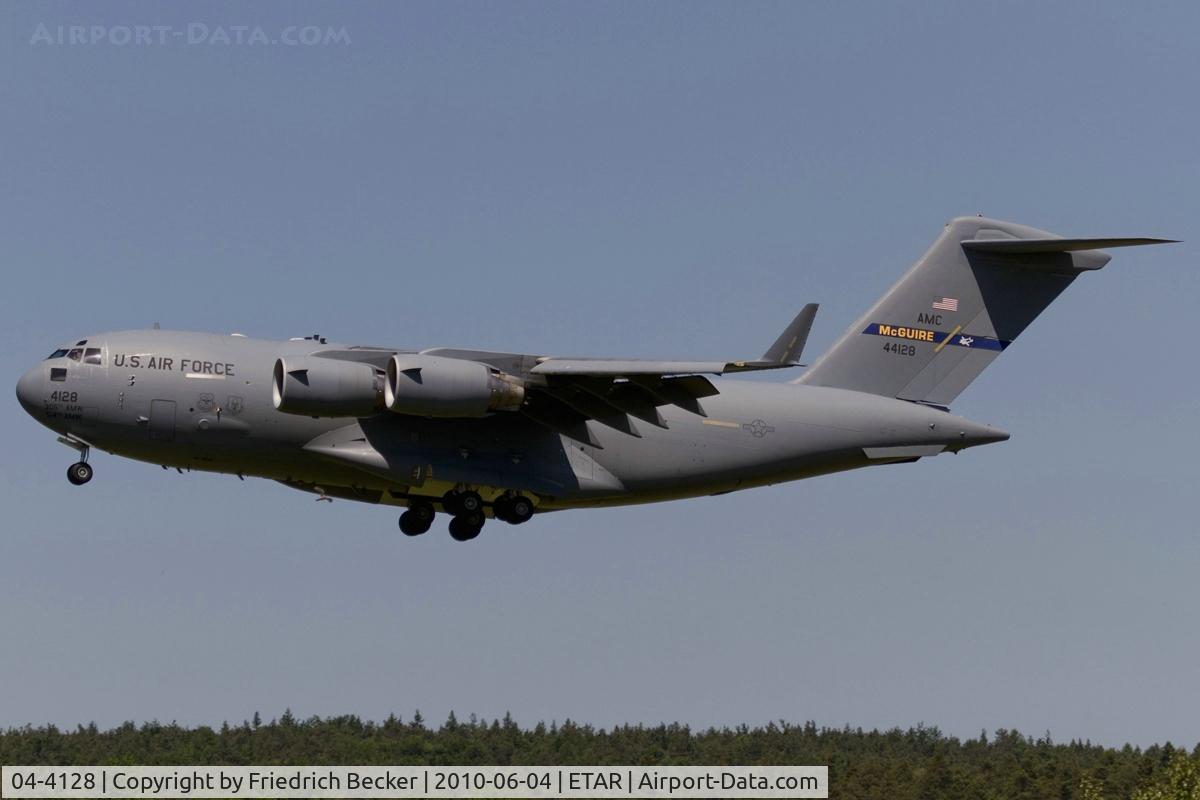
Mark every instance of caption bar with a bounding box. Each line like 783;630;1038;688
2;766;827;799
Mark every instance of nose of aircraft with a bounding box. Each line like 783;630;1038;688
15;365;41;416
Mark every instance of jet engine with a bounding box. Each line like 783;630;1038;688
272;356;383;417
385;354;525;418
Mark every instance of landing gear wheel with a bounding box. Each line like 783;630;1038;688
448;512;484;542
399;501;435;536
457;491;483;514
507;494;534;524
493;494;534;524
67;462;93;486
443;489;483;516
493;495;513;522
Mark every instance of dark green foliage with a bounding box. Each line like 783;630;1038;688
1;715;1196;799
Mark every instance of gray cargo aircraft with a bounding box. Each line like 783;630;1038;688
16;216;1174;541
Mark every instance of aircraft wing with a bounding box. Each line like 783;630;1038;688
527;304;818;378
504;304;818;446
529;357;794;376
323;305;818;448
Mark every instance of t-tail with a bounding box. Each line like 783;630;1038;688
798;216;1175;406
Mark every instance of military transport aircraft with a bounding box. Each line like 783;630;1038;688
16;216;1174;541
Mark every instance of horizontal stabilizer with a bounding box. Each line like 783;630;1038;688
963;237;1178;254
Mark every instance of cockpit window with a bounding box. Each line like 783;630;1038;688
46;348;69;359
67;348;83;362
84;347;102;365
75;340;87;346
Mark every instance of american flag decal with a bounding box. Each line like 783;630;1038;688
932;296;959;312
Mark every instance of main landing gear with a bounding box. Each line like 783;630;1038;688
398;500;435;536
444;489;485;541
442;489;483;516
493;494;534;525
397;491;536;542
448;513;484;542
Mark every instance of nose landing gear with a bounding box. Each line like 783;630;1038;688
67;461;93;485
60;437;93;486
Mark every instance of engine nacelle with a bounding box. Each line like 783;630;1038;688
272;356;383;418
385;354;525;418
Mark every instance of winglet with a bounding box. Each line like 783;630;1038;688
761;303;818;364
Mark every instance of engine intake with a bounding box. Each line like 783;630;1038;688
385;354;525;418
272;356;383;418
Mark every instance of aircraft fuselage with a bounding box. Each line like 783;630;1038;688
16;330;1007;521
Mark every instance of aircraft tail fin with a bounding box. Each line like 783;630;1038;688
798;216;1175;406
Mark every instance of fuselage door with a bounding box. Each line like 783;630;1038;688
149;399;176;441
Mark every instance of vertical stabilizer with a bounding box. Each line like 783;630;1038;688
798;216;1174;406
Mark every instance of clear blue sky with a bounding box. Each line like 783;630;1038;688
1;1;1195;747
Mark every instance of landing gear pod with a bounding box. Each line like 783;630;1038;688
272;357;383;418
385;354;524;418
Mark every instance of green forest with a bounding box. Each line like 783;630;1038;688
2;714;1198;800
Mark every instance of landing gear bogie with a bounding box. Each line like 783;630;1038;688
402;490;535;541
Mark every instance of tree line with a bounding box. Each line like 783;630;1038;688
2;713;1198;800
